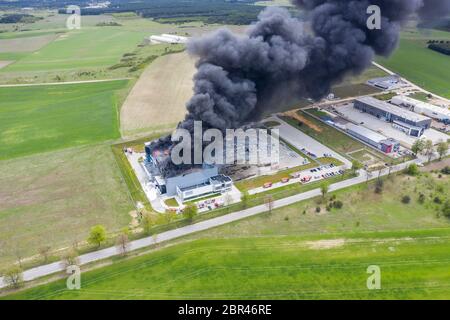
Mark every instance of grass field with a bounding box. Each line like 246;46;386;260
120;51;195;136
5;230;450;299
0;80;128;160
0;144;134;269
376;31;450;98
2;167;449;299
2;28;148;72
281;112;367;155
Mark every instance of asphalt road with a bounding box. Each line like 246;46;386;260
0;159;417;289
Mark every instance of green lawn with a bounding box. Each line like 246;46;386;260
5;231;450;300
0;144;134;269
2;28;148;72
376;36;450;98
0;80;128;160
281;112;367;155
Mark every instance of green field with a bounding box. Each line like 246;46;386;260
0;80;128;160
0;144;134;269
5;231;450;300
376;31;450;98
2;28;147;72
2;166;449;299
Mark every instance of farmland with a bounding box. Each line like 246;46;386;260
0;144;134;269
3;168;450;299
0;80;128;160
120;51;195;136
376;30;450;99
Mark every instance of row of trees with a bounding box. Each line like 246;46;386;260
411;139;449;162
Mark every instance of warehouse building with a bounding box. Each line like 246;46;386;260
390;95;450;124
143;142;233;202
354;97;432;137
149;34;188;44
346;123;400;154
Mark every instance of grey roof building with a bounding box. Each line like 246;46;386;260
354;97;432;137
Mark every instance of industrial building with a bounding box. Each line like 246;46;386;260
390;95;450;124
367;75;405;90
346;123;400;154
354;97;432;137
143;142;233;202
149;34;189;44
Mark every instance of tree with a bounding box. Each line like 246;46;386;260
351;160;363;175
39;245;52;263
436;141;449;160
87;225;106;248
60;248;79;269
61;248;80;270
141;211;156;235
183;204;198;221
2;266;23;289
320;182;329;199
422;139;434;162
116;228;130;256
241;190;250;208
411;139;425;156
264;195;274;214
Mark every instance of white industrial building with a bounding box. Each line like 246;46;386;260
346;123;400;154
390;96;450;124
149;34;189;44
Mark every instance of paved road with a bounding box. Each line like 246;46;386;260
0;158;417;289
274;116;352;168
0;78;131;88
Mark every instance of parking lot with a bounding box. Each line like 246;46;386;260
337;103;449;147
248;163;346;195
272;116;352;168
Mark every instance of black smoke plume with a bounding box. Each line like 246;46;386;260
151;0;450;177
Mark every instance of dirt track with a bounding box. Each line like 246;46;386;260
120;52;196;136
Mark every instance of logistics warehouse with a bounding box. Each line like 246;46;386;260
354;97;432;137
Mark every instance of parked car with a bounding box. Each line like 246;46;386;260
281;178;290;183
263;182;273;188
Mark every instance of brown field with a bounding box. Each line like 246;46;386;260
283;110;322;132
0;61;13;69
120;51;196;136
0;34;58;53
0;144;133;268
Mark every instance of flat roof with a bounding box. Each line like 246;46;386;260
355;97;431;123
346;123;386;143
391;96;450;117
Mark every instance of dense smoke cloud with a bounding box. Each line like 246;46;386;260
151;0;450;176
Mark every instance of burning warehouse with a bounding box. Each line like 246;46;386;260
143;143;232;202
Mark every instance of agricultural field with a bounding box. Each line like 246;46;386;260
376;29;450;98
0;144;134;269
0;80;128;160
5;173;450;300
120;51;195;136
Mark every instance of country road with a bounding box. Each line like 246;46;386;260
0;158;419;289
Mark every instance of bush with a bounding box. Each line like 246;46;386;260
406;164;420;176
284;216;289;221
375;179;384;194
443;200;450;218
333;200;344;209
326;205;332;212
441;166;450;175
401;195;411;204
315;207;321;213
434;197;442;204
418;193;426;204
